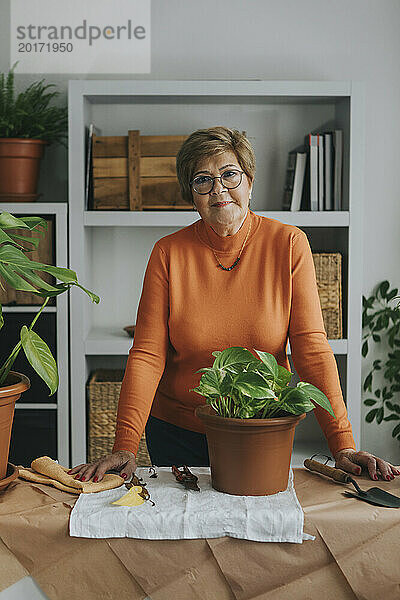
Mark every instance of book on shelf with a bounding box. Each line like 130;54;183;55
307;134;319;211
282;146;307;211
324;133;333;210
318;134;324;211
282;128;343;211
332;129;343;211
312;128;343;211
85;123;102;210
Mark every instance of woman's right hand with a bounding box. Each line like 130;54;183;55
67;450;137;483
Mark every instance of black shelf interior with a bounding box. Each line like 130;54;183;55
0;312;57;403
9;409;57;467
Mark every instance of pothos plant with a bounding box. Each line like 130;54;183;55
0;212;99;394
362;280;400;442
190;346;336;419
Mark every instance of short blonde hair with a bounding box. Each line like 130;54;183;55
176;126;256;205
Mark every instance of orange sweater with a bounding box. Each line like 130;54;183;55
112;210;356;458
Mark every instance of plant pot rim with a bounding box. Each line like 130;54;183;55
0;371;30;398
195;403;306;426
0;463;19;491
0;138;48;145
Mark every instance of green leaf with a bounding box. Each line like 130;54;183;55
236;396;272;418
20;326;58;395
392;423;400;438
0;211;35;230
366;409;378;423
364;399;377;406
378;281;390;299
7;233;40;249
234;372;276;399
275;365;293;390
376;407;384;424
0;262;38;292
70;281;100;304
212;346;257;370
192;369;222;397
278;386;315;414
362;340;369;357
295;382;336;418
0;244;77;286
363;373;372;392
383;414;400;421
253;349;279;379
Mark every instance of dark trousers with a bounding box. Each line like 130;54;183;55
145;414;210;467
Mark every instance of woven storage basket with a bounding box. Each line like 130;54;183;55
87;369;152;466
312;252;342;339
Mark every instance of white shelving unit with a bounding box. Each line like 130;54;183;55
68;80;365;469
0;202;69;466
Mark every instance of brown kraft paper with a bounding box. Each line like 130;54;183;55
0;467;399;600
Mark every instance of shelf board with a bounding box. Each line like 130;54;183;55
84;210;349;228
72;79;352;103
0;202;67;215
16;404;57;409
2;306;57;313
85;326;347;356
85;327;133;355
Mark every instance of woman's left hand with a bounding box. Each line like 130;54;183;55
334;448;400;481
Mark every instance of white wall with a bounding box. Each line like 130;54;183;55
1;0;399;463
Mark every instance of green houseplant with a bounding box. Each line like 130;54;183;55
0;62;68;197
0;212;99;486
362;280;400;442
193;346;336;496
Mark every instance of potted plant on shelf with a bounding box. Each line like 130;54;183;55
0;211;99;490
193;346;336;496
0;62;68;199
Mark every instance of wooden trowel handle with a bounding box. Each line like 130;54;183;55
304;459;350;483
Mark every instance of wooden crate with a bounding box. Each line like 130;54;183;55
312;252;343;339
92;131;192;210
0;219;55;306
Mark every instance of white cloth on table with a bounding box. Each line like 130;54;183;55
69;466;315;543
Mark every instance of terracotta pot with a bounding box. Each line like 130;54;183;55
0;372;30;481
195;404;306;496
0;463;19;492
0;138;47;195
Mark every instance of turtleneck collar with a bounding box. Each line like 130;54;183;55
196;209;259;254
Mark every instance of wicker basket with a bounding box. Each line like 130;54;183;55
87;369;152;466
312;252;342;339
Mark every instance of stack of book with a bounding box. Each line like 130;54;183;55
282;129;343;211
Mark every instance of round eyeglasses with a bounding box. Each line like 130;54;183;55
190;169;244;195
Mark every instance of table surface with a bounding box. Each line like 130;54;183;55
1;468;400;600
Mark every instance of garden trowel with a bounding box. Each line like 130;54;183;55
304;457;400;508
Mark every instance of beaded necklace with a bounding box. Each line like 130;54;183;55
204;217;252;271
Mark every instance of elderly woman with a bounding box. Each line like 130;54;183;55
69;127;399;484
